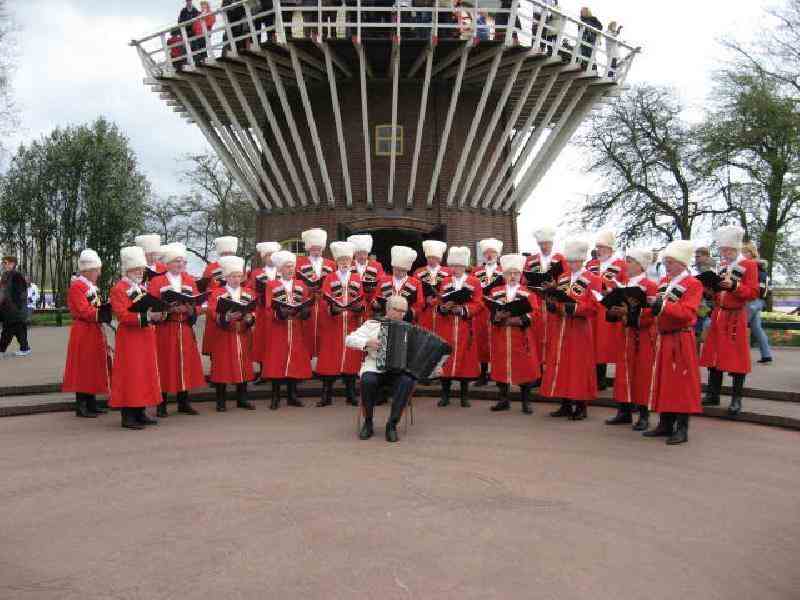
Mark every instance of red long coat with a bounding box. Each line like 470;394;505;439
316;272;365;376
648;273;703;414
296;256;336;359
109;280;161;408
699;259;759;374
472;265;504;364
374;275;424;322
586;258;628;363
148;273;206;394
262;279;313;380
247;266;278;364
488;285;541;385
62;278;111;395
413;265;451;332
434;275;481;380
200;260;224;356
525;252;567;361
612;277;658;406
353;260;385;319
207;286;256;384
540;271;599;401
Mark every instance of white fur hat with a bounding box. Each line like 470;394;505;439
595;230;616;249
422;240;447;259
500;254;526;272
78;249;102;271
161;242;187;264
479;238;503;256
564;239;590;262
347;234;373;253
391;246;417;271
447;246;471;267
330;241;355;260
626;247;653;270
533;225;556;244
271;250;296;270
219;255;245;278
714;225;745;250
215;236;238;255
121;246;147;273
302;228;328;250
134;234;161;254
256;241;281;256
662;240;695;266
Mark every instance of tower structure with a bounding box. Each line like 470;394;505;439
133;1;638;264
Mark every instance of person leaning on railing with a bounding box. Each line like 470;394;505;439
192;0;216;62
222;0;250;52
579;6;602;70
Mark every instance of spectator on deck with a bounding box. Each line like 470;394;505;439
222;0;249;53
0;256;31;358
742;241;773;365
167;28;187;70
579;6;602;70
193;1;217;62
606;20;622;76
179;0;201;62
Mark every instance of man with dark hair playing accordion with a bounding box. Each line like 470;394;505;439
346;295;416;443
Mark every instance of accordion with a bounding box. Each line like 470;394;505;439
376;320;452;380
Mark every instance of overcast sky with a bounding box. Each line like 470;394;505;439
8;0;771;251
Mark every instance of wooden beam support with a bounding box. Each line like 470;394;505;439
387;36;401;208
356;42;373;208
321;41;353;208
407;39;436;78
406;45;434;208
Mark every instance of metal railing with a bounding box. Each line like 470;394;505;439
131;0;638;80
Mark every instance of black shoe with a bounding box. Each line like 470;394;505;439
643;414;674;437
666;415;689;445
215;384;227;412
75;396;98;418
550;401;573;417
461;398;471;408
287;382;304;407
490;400;510;412
359;419;374;440
177;399;199;415
703;368;723;406
87;397;107;415
438;381;451;407
520;385;533;414
728;396;742;416
729;374;744;416
385;421;399;443
605;406;633;425
757;357;772;364
136;408;158;426
237;400;256;410
316;398;332;407
287;398;304;407
570;401;587;421
157;401;168;418
216;401;227;412
632;407;650;431
121;408;144;430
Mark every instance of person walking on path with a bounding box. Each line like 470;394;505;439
0;255;31;358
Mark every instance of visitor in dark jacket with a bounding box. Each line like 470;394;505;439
0;255;31;358
579;6;602;68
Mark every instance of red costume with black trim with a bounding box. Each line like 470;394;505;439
262;279;313;380
200;260;225;356
352;260;384;318
488;284;541;385
315;271;365;376
148;272;206;394
413;265;451;332
586;257;628;364
207;286;256;384
109;279;162;408
247;266;278;365
472;264;504;364
62;277;111;395
434;274;482;380
612;276;659;407
295;255;336;359
374;274;424;322
648;272;703;414
524;252;568;360
540;269;600;401
699;258;759;374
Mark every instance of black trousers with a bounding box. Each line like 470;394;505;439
0;321;29;352
360;371;415;423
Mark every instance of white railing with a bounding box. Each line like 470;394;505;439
131;0;638;80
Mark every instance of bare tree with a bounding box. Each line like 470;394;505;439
0;0;18;155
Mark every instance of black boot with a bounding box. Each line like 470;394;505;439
287;380;304;407
87;395;107;415
632;405;650;431
359;418;374;440
216;384;227;412
570;401;587;421
605;404;633;425
136;407;159;426
345;376;359;406
703;368;723;406
643;413;674;437
596;364;608;391
520;385;533;414
460;381;471;408
75;393;98;418
157;393;169;418
729;374;745;416
476;363;489;387
438;380;451;407
667;414;689;445
490;384;511;412
385;420;399;443
121;407;144;430
236;383;255;410
317;378;333;407
550;400;573;417
177;391;199;415
270;380;281;410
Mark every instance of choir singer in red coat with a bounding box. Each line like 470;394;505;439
296;228;335;368
414;240;450;332
200;236;239;357
135;234;167;281
348;234;385;310
473;238;504;386
248;241;281;380
110;246;164;430
373;246;424;322
62;249;112;418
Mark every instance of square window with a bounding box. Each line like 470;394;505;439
375;125;403;157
